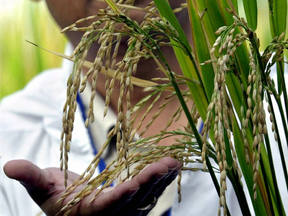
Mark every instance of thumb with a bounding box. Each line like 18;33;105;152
4;160;52;206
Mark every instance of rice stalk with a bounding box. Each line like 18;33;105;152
44;1;288;215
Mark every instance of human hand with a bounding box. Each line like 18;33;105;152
4;157;181;216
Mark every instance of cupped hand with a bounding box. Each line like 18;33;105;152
4;157;181;216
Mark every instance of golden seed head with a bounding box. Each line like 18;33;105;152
247;98;252;108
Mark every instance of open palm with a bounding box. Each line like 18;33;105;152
4;158;181;216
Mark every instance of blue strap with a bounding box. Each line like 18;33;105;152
76;94;107;173
162;208;171;216
199;121;204;133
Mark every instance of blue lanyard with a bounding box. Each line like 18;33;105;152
199;121;204;133
164;208;172;216
76;94;107;173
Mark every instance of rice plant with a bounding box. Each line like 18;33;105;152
50;0;287;215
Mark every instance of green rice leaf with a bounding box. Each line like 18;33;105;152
186;1;215;101
154;0;209;120
268;0;287;94
104;0;120;14
243;0;258;31
154;0;191;51
230;0;238;14
269;0;287;38
216;0;236;25
232;118;269;216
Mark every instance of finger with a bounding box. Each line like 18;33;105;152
136;157;181;202
3;160;54;206
153;158;182;198
133;158;181;216
74;180;140;215
117;157;182;216
68;159;173;216
134;158;181;210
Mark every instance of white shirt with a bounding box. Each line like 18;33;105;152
0;52;174;216
0;59;241;216
0;55;101;216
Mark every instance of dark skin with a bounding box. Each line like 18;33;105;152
4;1;186;215
4;158;181;216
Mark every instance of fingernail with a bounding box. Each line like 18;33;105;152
168;166;177;172
155;172;167;180
170;170;180;177
128;187;140;196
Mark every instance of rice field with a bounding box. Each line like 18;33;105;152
0;0;66;99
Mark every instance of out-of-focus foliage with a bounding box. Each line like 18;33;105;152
0;0;285;99
0;0;67;99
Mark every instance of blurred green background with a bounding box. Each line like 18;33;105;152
0;0;286;99
0;0;67;99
